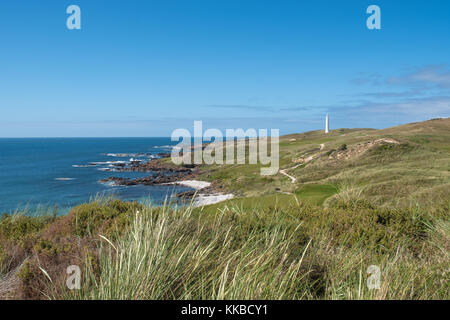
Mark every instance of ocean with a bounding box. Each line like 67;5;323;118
0;138;192;215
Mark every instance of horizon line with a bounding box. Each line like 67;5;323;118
0;117;447;139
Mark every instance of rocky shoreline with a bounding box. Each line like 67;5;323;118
100;154;196;184
99;155;232;206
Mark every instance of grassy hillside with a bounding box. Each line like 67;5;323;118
198;118;450;209
0;118;448;300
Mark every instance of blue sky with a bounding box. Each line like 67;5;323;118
0;0;449;137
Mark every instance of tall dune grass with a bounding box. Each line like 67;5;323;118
65;203;312;299
62;199;449;300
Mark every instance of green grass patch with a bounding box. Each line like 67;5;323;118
294;184;338;205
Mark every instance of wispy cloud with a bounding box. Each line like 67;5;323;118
206;104;322;113
387;65;450;89
352;65;450;90
355;65;450;100
328;96;450;119
279;106;319;112
351;72;384;86
205;105;277;112
359;87;427;99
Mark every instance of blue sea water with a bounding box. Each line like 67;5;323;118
0;138;191;215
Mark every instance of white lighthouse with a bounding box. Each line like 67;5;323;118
325;113;329;134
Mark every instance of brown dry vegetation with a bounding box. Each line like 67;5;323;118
0;200;142;299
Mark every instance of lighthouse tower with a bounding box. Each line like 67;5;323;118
325;114;329;134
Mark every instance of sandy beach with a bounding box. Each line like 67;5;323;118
167;180;234;206
194;193;234;206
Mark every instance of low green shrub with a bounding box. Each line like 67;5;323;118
68;199;143;237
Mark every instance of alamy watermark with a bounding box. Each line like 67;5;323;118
65;5;380;31
367;265;381;290
66;5;81;30
366;5;381;30
66;265;81;290
170;121;279;175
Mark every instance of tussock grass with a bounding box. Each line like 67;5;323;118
57;198;449;300
65;203;312;299
323;182;365;208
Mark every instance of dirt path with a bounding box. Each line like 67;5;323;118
279;168;297;184
279;143;325;184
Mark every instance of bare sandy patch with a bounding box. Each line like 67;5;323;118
167;180;212;190
194;193;234;207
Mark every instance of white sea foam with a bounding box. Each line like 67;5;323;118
99;180;117;187
91;161;127;165
105;153;156;158
54;177;76;181
72;164;96;168
166;180;211;190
